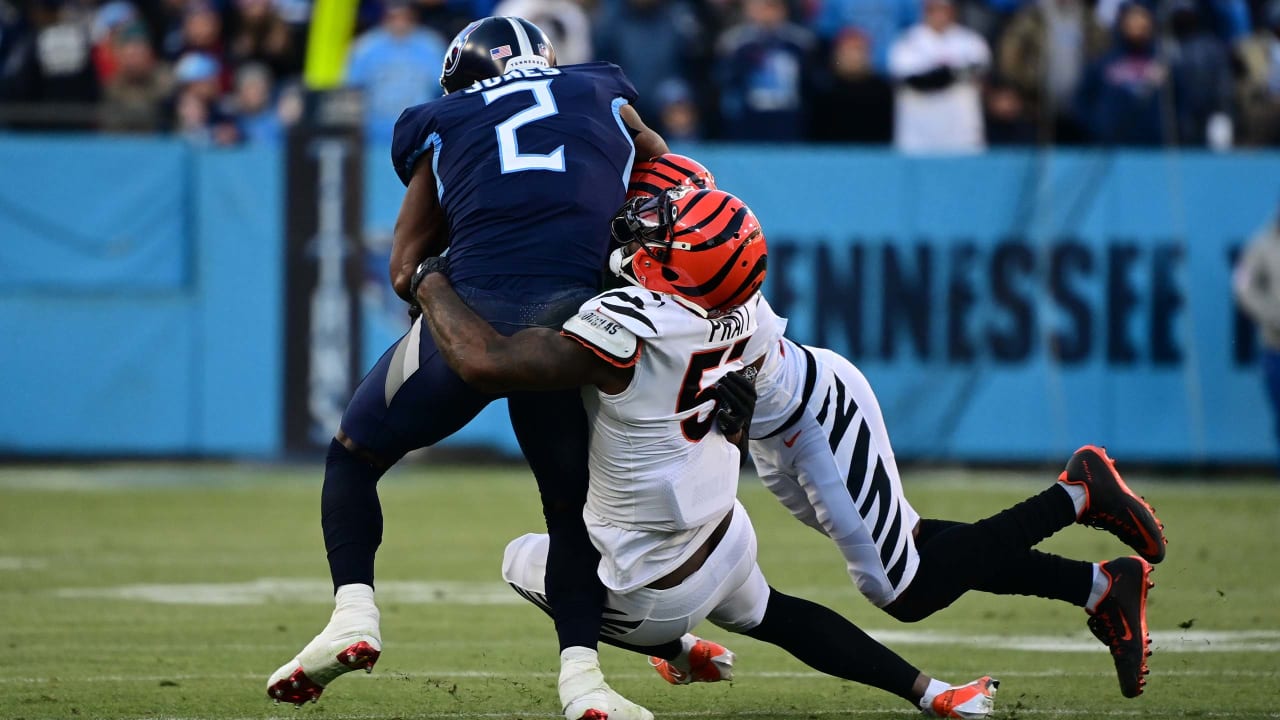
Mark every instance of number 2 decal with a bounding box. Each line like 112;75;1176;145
482;79;565;174
677;339;750;442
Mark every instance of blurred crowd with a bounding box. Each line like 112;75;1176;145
3;0;1280;150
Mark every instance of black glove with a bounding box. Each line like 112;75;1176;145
903;65;958;92
408;255;450;311
714;366;758;438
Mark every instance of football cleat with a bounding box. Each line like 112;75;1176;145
1059;445;1167;563
266;607;381;706
560;647;653;720
649;635;735;685
925;676;999;718
1088;556;1155;698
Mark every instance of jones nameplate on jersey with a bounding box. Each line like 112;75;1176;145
463;67;562;94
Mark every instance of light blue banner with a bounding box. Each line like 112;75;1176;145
361;148;1276;463
0;136;192;291
0;141;282;456
0;136;1273;463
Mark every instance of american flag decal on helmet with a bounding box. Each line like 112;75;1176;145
490;44;512;59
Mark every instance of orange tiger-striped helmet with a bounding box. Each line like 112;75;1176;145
626;154;717;200
609;187;767;315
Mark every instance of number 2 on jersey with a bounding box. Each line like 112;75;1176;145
677;338;750;442
482;79;565;174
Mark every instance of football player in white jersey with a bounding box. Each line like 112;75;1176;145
413;187;999;719
628;155;1167;700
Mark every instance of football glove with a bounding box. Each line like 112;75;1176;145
714;366;757;438
408;255;450;312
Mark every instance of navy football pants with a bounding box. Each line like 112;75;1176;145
323;280;605;651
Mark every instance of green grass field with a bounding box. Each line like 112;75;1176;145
1;463;1277;720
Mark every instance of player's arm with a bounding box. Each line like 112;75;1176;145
389;153;449;304
415;271;631;395
619;103;669;160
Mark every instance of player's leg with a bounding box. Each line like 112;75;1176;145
506;389;604;650
500;533;684;660
494;282;650;720
696;506;997;718
269;321;492;705
504;533;682;720
888;444;1165;627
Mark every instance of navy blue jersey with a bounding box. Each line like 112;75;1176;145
392;62;639;291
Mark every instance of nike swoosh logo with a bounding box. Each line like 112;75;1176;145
1117;609;1134;642
783;431;801;448
1126;507;1163;557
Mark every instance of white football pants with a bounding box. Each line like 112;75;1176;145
502;500;771;647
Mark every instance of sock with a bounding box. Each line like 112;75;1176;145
886;489;1081;622
667;634;697;672
317;583;380;645
558;646;605;709
334;583;375;610
560;646;599;667
918;678;951;711
322;439;386;591
1085;563;1109;613
1055;479;1087;518
745;588;921;703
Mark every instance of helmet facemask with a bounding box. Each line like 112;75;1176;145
610;193;677;262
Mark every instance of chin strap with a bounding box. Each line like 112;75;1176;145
607;246;644;287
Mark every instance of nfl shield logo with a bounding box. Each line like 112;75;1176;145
490;45;512;60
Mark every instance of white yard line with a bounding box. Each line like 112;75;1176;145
2;667;1277;685
128;710;1280;720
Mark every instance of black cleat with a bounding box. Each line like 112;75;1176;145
1060;445;1167;563
1088;556;1155;698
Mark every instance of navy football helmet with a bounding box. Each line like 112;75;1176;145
439;17;557;94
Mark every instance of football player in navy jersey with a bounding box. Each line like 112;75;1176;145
267;18;669;720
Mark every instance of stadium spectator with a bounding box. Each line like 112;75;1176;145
89;0;138;84
172;50;238;144
813;0;920;72
403;0;476;41
493;0;593;64
229;61;282;143
174;2;226;72
1234;0;1280;145
997;0;1109;143
653;77;702;141
809;28;894;143
1233;202;1280;474
1165;0;1233;147
101;23;171;132
345;0;446;144
593;0;702;124
887;0;990;153
983;75;1036;143
0;0;101;128
1074;2;1167;146
228;0;301;81
715;0;817;141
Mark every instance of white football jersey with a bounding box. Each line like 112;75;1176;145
561;287;762;592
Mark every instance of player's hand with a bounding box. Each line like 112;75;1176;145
714;367;757;439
